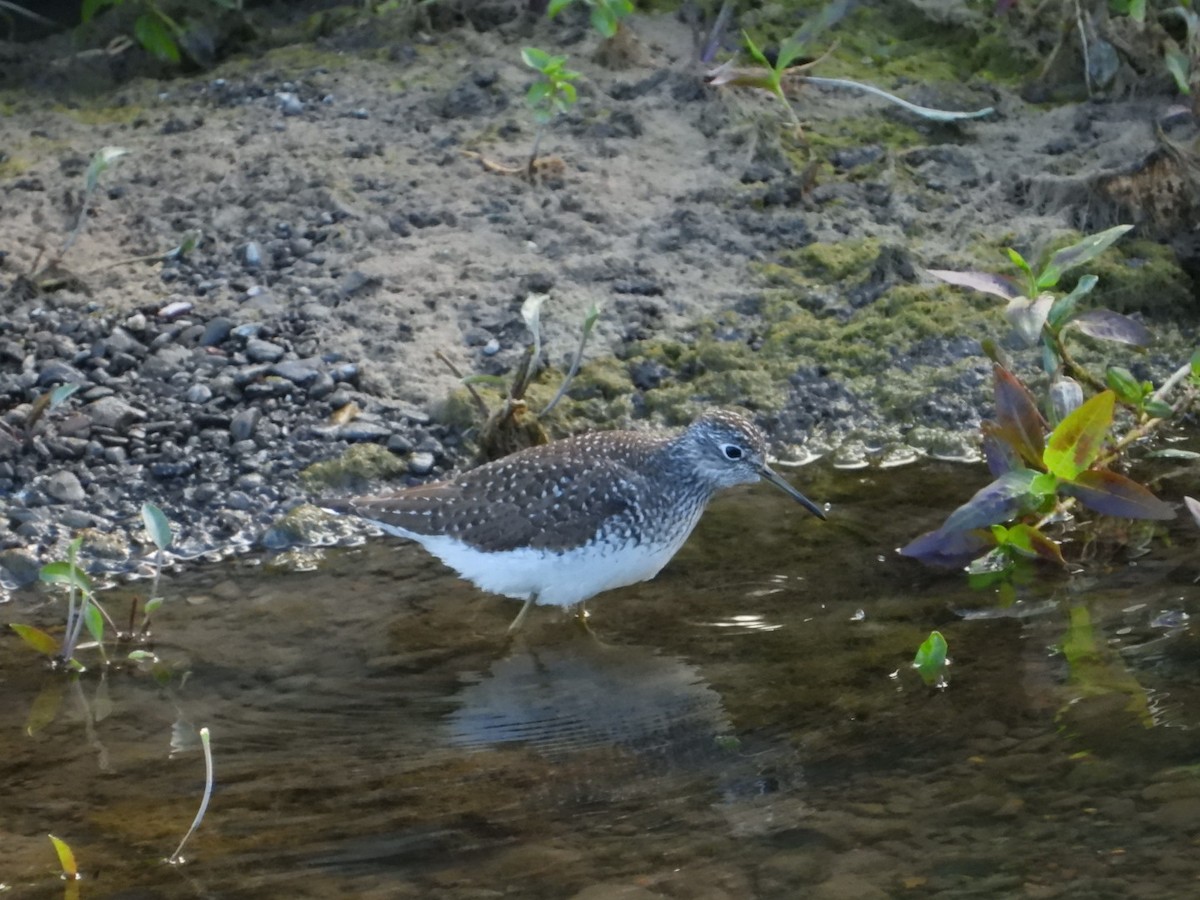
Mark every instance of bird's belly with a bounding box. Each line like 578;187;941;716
411;533;690;608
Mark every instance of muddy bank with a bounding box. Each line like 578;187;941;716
0;1;1196;579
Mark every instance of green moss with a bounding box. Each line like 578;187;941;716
0;155;31;178
1081;239;1192;316
779;238;883;282
54;104;143;125
300;442;409;491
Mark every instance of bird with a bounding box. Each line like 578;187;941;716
323;410;825;632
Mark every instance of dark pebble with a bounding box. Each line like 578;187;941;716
271;361;320;386
230;408;261;441
200;317;235;347
246;338;286;364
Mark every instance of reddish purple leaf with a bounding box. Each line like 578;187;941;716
1070;310;1152;348
901;469;1040;567
981;420;1021;476
900;526;995;568
927;269;1020;300
992;365;1046;467
1062;470;1176;520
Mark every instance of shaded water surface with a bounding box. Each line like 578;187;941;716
3;463;1199;898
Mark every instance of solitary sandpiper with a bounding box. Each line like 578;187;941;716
324;410;825;632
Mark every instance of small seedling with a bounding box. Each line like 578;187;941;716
547;0;633;39
706;0;992;138
167;726;214;865
140;501;174;633
48;833;80;882
928;225;1149;387
913;630;949;687
521;46;580;176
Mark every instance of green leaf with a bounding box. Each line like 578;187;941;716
1062;469;1176;520
995;523;1065;565
135;13;182;64
48;834;78;879
913;631;949;686
776;34;809;72
83;601;104;645
1029;471;1059;499
144;596;164;616
1037;225;1133;290
1105;366;1145;406
1190;347;1200;379
10;623;60;656
1043;390;1115;480
742;31;772;70
1143;399;1174;419
1046;273;1097;332
40;560;92;595
547;0;574;16
1006;246;1034;285
526;81;553;108
521;46;552;71
142;502;173;551
1165;43;1191;94
590;5;618;38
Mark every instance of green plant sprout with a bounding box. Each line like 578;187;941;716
705;0;991;137
521;46;580;176
11;505;176;669
440;294;603;463
167;726;214;865
140;501;174;633
927;225;1153;386
547;0;633;39
913;630;949;687
26;537;109;669
1162;2;1200;94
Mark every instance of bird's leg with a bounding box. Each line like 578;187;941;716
507;593;537;634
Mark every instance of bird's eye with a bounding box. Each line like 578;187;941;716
720;443;744;461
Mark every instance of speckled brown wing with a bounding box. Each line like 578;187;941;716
334;436;661;554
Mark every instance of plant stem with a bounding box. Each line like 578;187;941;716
1049;330;1106;392
169;727;214;865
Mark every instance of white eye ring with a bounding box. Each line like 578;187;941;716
720;443;744;461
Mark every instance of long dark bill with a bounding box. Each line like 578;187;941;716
757;464;827;520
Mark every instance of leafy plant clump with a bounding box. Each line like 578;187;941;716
10;502;176;671
521;46;580;176
902;225;1198;577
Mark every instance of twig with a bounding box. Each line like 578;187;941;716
1074;0;1092;98
435;350;489;419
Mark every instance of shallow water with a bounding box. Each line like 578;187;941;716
3;462;1199;899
